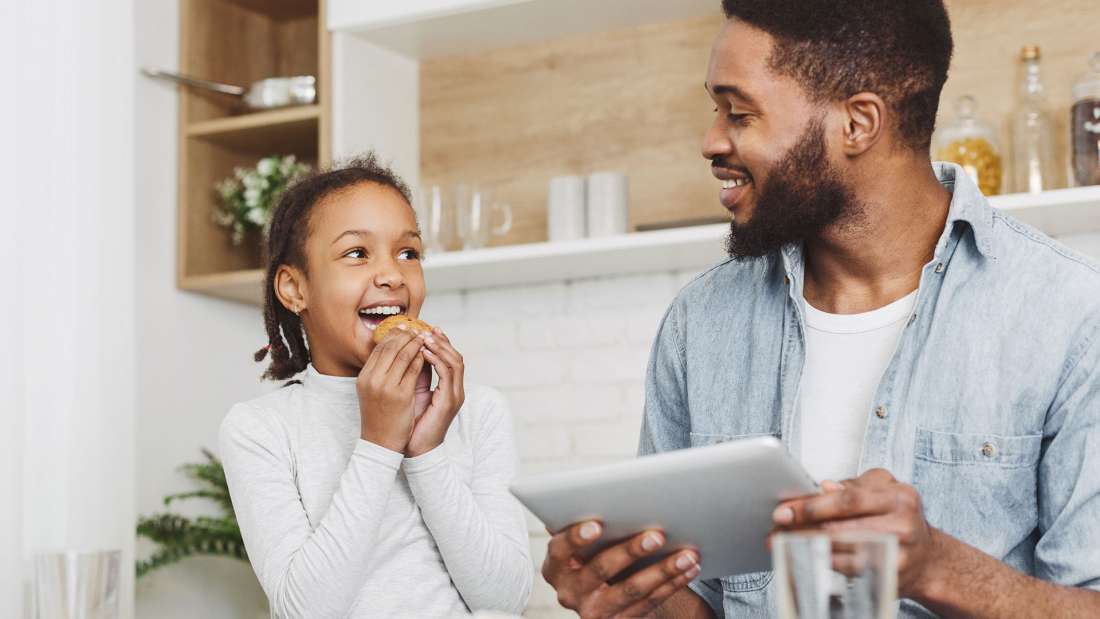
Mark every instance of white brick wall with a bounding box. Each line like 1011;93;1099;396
419;269;698;618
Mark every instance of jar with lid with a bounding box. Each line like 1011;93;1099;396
1071;51;1100;187
934;95;1004;196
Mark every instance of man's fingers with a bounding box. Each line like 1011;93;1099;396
617;560;702;619
594;548;700;615
546;521;603;567
572;529;668;594
774;486;897;527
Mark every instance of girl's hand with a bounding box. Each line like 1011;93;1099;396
405;328;466;457
356;326;426;453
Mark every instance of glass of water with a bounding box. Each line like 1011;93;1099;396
772;532;898;619
33;550;120;619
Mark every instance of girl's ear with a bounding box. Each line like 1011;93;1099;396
274;264;308;315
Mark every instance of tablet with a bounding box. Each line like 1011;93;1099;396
510;436;818;581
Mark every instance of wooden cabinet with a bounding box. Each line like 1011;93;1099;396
176;0;329;304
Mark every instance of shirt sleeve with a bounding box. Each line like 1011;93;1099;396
404;389;533;614
1035;325;1100;590
638;301;725;617
219;404;404;618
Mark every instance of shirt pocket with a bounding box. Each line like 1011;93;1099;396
912;428;1042;556
688;432;777;594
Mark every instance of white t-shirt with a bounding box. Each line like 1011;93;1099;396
798;290;918;483
218;366;532;618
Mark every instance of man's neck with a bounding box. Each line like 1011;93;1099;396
802;159;952;314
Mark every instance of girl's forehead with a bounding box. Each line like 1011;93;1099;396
310;183;416;236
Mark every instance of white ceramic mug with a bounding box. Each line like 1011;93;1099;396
547;175;587;242
586;172;629;238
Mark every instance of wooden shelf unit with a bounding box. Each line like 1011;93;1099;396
177;0;330;295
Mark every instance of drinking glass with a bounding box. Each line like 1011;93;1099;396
33;550;120;619
455;185;513;250
412;184;456;253
772;532;898;619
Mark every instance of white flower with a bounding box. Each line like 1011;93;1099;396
246;207;266;225
244;188;261;206
257;157;277;176
242;172;261;190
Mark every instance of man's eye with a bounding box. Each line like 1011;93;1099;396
728;113;752;127
344;248;366;259
399;249;421;261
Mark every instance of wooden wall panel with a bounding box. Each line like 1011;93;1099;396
420;1;1100;248
420;16;723;247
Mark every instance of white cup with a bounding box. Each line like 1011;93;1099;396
547;175;587;242
586;172;629;238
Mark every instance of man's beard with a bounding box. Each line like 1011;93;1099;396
725;118;860;259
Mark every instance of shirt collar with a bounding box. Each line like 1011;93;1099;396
301;364;358;403
932;161;996;259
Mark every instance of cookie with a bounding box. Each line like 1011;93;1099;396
372;314;435;344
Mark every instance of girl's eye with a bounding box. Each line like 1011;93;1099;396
344;248;366;259
398;248;421;261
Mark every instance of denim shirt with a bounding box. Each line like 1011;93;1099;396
638;163;1100;618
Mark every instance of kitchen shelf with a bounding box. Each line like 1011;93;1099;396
175;0;330;287
328;0;718;58
187;105;321;150
181;186;1100;306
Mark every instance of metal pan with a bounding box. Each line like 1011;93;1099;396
141;68;316;110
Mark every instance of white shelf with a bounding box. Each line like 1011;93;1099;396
422;224;728;292
328;0;719;58
988;186;1100;238
186;187;1100;305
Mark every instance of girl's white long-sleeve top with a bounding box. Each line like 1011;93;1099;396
219;365;533;618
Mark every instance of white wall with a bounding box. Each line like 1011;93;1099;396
133;1;272;617
1;0;138;616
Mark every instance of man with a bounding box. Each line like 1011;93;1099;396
541;1;1100;617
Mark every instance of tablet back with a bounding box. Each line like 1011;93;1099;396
511;436;818;581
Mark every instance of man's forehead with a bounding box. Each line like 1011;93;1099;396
707;20;805;106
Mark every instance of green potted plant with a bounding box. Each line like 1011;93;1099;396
135;449;248;578
214;154;310;245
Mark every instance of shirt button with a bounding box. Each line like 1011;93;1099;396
934;263;945;274
784;275;791;285
875;406;888;419
981;442;996;457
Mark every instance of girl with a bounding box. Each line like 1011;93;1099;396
219;154;532;618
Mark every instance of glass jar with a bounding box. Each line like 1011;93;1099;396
1071;52;1100;187
934;95;1004;196
1011;46;1058;193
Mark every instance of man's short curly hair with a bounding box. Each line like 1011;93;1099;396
721;0;953;152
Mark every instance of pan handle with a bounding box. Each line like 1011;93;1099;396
141;68;246;97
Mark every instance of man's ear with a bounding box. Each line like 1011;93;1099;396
274;264;308;315
841;92;886;156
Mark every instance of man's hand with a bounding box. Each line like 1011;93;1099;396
542;521;702;618
771;468;941;598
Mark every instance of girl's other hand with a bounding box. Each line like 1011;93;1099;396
356;326;426;453
405;328;466;457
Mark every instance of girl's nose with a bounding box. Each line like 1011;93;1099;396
374;260;405;289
